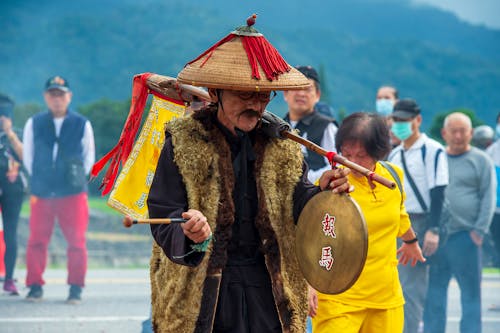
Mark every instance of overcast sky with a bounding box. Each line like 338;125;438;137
412;0;500;29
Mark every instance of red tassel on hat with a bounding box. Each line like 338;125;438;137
187;14;290;82
240;35;289;80
91;72;153;195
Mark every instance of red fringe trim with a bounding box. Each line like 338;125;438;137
240;35;290;81
186;33;290;82
91;72;153;195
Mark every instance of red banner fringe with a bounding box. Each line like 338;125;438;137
91;72;153;195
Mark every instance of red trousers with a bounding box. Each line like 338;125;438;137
25;193;89;287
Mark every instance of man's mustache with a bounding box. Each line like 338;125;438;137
239;109;262;118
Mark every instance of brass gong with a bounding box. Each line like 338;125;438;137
296;192;368;294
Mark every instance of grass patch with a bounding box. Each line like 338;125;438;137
20;196;121;217
87;231;150;242
88;196;122;216
15;262;150;270
483;267;500;274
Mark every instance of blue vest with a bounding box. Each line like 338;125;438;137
31;110;87;197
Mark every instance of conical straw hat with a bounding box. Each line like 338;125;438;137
177;15;310;92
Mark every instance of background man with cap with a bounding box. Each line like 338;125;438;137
22;76;95;304
283;65;338;183
0;93;25;296
146;17;350;332
387;98;448;333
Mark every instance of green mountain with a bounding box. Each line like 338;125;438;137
1;0;499;129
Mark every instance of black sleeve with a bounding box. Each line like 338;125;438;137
429;185;446;228
147;134;204;266
292;161;322;223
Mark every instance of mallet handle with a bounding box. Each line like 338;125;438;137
132;218;187;224
282;131;396;189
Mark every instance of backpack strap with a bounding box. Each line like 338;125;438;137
379;161;403;207
434;149;443;176
400;149;428;212
422;143;444;179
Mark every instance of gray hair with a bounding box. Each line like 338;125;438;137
443;112;472;129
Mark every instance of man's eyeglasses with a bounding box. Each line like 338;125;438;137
46;90;67;97
236;91;277;102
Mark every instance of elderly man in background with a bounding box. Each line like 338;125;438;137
424;112;496;333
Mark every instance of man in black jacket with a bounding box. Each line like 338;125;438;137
283;65;338;183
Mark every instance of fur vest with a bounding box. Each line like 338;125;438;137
150;109;308;333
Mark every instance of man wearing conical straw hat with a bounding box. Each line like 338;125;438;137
147;15;351;332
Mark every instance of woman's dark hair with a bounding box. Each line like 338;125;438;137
335;112;392;161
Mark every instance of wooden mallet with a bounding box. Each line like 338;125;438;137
122;216;188;228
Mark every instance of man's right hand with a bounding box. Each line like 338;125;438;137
181;209;211;243
318;167;352;193
0;115;12;134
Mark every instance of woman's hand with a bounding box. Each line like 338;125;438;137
397;242;426;266
181;209;211;243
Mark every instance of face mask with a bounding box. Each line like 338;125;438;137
391;121;413;141
496;124;500;139
375;99;393;116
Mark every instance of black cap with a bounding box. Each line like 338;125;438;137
392;99;420;120
295;65;320;84
0;93;14;118
45;75;70;92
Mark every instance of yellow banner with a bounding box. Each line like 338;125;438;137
107;95;185;219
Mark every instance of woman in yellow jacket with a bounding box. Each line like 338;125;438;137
309;112;425;333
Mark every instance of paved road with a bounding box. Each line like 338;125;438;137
0;269;150;333
1;269;499;332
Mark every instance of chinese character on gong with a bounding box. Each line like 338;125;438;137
318;246;334;271
322;213;337;238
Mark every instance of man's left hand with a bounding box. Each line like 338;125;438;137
318;168;352;193
422;230;439;257
470;230;483;247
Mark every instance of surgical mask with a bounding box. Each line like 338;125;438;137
496;124;500;139
375;99;393;116
391;121;413;141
